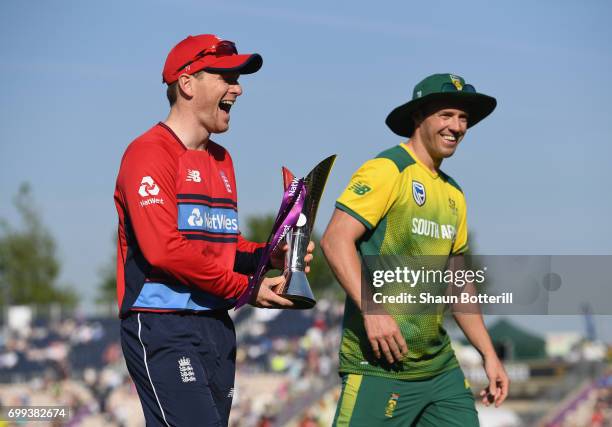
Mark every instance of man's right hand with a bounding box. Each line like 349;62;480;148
363;313;408;364
250;275;295;308
321;210;408;363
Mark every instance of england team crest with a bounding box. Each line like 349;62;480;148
412;181;426;206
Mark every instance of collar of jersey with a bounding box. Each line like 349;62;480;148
400;143;439;179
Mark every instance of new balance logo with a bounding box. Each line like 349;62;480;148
178;357;196;383
349;182;371;196
187;208;204;227
186;169;201;182
138;176;160;197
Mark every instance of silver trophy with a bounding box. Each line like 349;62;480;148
276;155;336;309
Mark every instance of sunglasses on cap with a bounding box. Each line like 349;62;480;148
440;82;477;93
176;40;238;73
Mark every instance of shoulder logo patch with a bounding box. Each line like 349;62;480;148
349;181;371;196
138;176;160;197
138;176;164;207
219;171;232;193
412;180;426;206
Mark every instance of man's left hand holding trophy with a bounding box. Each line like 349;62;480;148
251;242;316;308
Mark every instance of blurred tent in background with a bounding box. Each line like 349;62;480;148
488;318;547;361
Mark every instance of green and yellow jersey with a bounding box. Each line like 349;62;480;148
335;143;468;380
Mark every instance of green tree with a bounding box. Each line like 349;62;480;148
243;214;337;295
0;183;77;308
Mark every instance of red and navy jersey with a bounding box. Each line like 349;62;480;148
114;123;264;318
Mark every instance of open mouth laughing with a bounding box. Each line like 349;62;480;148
219;99;234;113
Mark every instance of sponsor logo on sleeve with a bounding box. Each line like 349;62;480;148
139;176;159;197
138;176;164;207
348;181;371;196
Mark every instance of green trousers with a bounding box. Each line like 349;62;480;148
333;368;479;426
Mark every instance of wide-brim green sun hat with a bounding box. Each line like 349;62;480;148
385;73;497;138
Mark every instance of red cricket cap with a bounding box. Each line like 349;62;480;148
162;34;262;85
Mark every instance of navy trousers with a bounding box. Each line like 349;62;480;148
121;311;236;426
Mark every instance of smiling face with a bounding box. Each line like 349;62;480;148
413;100;469;162
189;71;242;134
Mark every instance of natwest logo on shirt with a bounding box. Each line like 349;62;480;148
187;208;204;226
202;211;238;232
139;176;160;197
138;176;164;207
179;205;238;234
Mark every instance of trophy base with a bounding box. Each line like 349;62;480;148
281;270;316;309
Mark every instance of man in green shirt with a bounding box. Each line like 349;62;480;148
321;73;509;426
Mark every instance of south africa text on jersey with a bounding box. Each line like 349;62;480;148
412;217;456;240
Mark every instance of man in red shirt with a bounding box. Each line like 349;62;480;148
115;34;310;426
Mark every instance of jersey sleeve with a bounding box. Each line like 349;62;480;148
116;143;249;299
234;235;266;275
451;194;469;255
335;158;400;230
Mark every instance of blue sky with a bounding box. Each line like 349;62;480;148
1;1;611;338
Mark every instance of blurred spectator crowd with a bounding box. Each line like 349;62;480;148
545;372;612;427
0;300;345;427
230;299;343;426
0;315;141;426
1;302;611;426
